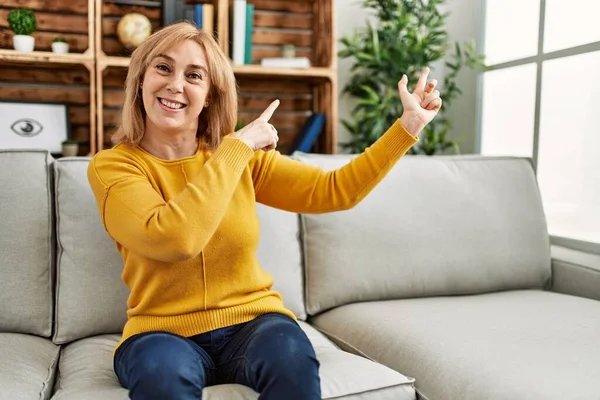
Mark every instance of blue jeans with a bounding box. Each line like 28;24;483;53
114;313;321;399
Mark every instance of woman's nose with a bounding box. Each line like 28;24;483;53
166;73;184;93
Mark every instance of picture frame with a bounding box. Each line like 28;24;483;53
0;101;70;154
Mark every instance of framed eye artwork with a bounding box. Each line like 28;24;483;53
0;101;70;154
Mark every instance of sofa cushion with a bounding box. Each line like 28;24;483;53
0;150;54;336
294;153;551;315
311;290;600;400
255;204;306;320
52;158;128;344
0;333;60;400
50;322;415;400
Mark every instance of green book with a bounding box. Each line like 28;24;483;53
244;4;254;65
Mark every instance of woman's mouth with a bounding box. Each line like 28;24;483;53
157;97;187;112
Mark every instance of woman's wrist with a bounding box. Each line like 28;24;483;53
399;112;426;138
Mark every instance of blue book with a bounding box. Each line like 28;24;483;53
290;113;326;153
195;4;203;28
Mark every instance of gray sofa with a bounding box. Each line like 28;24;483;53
1;149;599;400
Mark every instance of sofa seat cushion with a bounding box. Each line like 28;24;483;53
311;290;600;400
0;333;60;400
50;322;415;400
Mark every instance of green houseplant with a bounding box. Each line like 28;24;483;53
339;0;483;155
7;8;37;53
52;36;69;54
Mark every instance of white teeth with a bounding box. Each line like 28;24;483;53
159;98;184;109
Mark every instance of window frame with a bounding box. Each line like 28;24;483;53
476;0;600;252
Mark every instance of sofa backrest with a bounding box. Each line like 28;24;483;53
52;158;128;344
293;153;552;316
0;150;54;336
51;155;306;343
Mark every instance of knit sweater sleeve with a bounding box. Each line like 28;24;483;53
250;119;418;213
87;137;254;263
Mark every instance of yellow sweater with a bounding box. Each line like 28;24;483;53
87;119;417;348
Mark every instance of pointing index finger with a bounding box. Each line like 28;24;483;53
415;67;430;93
258;99;280;121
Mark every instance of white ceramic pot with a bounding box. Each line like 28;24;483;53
62;144;78;157
13;35;34;52
52;42;69;54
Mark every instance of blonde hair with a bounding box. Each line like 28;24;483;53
112;22;237;150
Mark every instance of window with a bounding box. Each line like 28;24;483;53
479;0;600;245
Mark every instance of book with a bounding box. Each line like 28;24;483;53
289;113;326;154
260;57;311;68
244;3;254;64
194;4;202;28
202;4;214;35
232;0;246;64
162;0;179;25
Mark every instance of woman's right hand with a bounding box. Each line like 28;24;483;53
231;100;280;151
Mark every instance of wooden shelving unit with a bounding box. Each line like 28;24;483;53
0;0;337;156
0;0;97;155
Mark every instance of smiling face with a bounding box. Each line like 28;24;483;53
141;40;210;136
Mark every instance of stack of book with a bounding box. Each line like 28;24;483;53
231;0;310;68
163;0;214;35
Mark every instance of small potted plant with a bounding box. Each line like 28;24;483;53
52;37;69;54
7;8;37;52
61;139;78;157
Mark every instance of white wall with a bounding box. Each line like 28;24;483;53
335;0;483;154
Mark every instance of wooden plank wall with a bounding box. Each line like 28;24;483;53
0;0;91;53
0;62;92;155
238;78;313;154
101;67;128;149
246;0;315;64
101;0;162;56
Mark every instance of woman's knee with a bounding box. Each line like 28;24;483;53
116;332;210;399
251;317;320;376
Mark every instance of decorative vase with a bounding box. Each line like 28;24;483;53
62;143;78;157
13;35;34;52
52;42;69;54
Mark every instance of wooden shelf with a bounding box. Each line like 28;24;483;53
0;49;94;66
97;55;130;68
232;64;334;81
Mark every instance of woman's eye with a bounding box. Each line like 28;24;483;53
188;73;202;80
156;64;170;72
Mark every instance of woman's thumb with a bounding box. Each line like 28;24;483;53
397;74;409;96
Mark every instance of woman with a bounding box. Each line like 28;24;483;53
87;22;441;400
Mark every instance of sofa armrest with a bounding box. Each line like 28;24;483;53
551;244;600;301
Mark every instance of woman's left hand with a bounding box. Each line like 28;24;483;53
398;67;442;137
